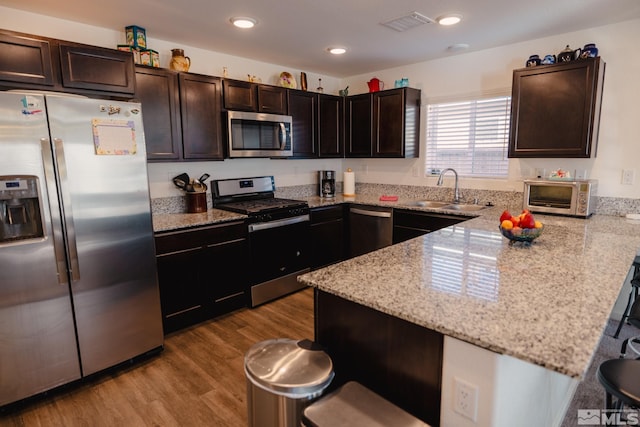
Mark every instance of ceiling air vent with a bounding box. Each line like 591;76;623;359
381;12;434;32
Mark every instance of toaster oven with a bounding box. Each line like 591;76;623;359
523;179;597;217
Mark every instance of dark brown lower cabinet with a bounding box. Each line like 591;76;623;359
155;221;248;333
310;205;345;269
393;209;468;244
315;289;442;426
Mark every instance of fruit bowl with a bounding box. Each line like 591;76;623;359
499;224;544;245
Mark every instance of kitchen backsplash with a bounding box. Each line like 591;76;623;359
151;183;640;217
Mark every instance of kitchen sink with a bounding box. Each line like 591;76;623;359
407;200;450;208
442;204;488;212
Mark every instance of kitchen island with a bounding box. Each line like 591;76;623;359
298;212;640;426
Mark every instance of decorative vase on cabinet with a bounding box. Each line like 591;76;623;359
170;49;190;72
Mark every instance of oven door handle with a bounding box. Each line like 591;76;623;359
248;214;310;232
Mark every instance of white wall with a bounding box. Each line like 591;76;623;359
2;7;639;199
343;19;640;199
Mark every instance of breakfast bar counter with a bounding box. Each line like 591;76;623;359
298;212;640;426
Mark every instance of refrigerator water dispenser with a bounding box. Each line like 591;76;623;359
0;176;44;243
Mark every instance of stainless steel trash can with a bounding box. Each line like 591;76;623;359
245;338;334;427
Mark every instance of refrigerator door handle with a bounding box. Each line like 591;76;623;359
41;138;70;284
51;138;81;282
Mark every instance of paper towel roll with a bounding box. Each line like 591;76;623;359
343;169;355;196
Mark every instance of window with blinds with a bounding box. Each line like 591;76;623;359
425;95;511;177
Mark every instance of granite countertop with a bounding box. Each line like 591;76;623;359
152;209;247;232
152;194;486;233
298;212;640;379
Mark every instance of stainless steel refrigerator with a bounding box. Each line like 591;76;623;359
0;91;163;407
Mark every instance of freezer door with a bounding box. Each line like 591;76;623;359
45;95;163;376
0;92;81;406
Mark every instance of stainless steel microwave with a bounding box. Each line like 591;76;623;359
523;179;598;217
226;111;293;158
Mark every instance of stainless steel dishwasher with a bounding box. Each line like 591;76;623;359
348;205;393;257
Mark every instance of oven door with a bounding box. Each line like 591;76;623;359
248;214;310;306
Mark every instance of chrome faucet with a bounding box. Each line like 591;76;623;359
437;168;460;204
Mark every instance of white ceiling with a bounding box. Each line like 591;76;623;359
4;0;640;77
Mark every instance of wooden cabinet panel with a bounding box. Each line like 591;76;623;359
135;66;182;160
223;79;255;111
179;73;224;160
315;289;442;426
318;94;344;157
136;68;224;161
373;88;420;158
155;221;248;333
508;57;605;158
0;29;135;97
156;247;205;333
288;90;318;158
310;205;345;269
257;85;287;114
59;43;135;94
345;93;372;157
346;88;420;158
0;32;54;86
223;80;287;114
392;209;467;244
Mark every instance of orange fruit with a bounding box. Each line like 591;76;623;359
501;219;514;230
534;221;543;229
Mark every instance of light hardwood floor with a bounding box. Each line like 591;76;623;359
0;288;315;427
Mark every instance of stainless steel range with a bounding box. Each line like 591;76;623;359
211;176;310;307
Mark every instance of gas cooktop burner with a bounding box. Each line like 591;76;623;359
210;176;309;220
217;197;308;215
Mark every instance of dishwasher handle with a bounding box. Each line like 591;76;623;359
350;207;392;218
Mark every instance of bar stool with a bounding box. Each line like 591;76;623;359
597;359;640;410
620;297;640;358
613;256;640;339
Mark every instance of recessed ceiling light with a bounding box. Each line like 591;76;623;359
230;17;257;29
436;14;462;26
328;47;346;55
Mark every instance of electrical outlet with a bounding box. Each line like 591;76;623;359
534;168;546;179
622;169;635;185
453;377;478;421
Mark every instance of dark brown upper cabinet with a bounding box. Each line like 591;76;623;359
373;88;420;158
345;93;373;157
288;90;344;158
318;94;344;158
223;79;287;114
288;90;318;158
58;42;135;94
346;87;421;158
135;66;223;161
508;57;605;158
0;31;55;86
135;66;182;161
179;73;224;160
0;29;135;97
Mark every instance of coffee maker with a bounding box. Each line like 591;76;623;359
0;176;45;244
318;170;336;198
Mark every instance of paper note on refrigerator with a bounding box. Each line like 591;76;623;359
92;119;137;155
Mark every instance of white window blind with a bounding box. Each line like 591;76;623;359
426;95;511;177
